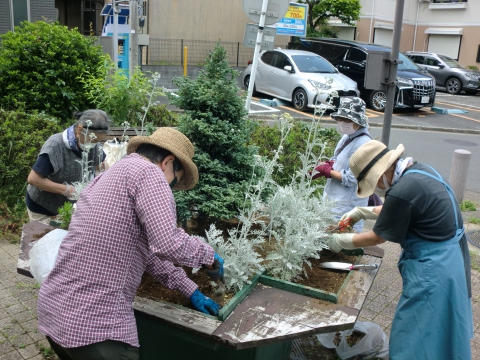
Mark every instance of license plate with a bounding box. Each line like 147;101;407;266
421;96;430;104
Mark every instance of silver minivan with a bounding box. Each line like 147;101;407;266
405;51;480;95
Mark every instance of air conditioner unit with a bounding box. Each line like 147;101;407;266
419;0;432;3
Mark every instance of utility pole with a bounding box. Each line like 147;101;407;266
113;1;120;67
381;0;405;146
129;0;139;76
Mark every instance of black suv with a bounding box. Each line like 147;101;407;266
289;38;436;112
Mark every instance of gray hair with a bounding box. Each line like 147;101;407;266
74;109;111;130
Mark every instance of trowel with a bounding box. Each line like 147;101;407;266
320;262;378;271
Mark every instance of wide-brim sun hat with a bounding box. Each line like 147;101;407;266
331;97;369;128
127;127;199;190
349;140;405;198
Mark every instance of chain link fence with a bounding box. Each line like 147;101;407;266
144;38;255;67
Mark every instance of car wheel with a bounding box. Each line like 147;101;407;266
293;89;308;111
446;77;462;95
369;90;387;112
244;75;256;95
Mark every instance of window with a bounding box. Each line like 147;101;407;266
425;57;440;66
10;0;30;30
274;54;291;70
408;55;425;65
477;45;480;63
261;52;276;66
432;0;467;2
346;48;367;63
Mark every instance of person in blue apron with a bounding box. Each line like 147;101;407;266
327;140;472;360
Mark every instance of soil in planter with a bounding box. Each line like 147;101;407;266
294;250;358;293
136;267;229;311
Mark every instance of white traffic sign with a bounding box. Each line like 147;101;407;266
243;0;290;25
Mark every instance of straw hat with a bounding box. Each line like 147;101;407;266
349;140;405;198
127;127;198;190
331;97;368;128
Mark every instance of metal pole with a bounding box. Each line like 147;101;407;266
130;0;139;77
381;0;405;146
245;0;269;112
449;149;471;202
113;1;120;67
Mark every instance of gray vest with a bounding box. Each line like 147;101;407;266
27;133;103;214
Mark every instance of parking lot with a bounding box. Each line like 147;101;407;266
247;91;480;132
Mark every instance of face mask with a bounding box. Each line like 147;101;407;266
338;122;357;135
169;177;178;189
374;174;390;197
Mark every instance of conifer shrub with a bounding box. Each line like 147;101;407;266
168;43;258;227
0;21;105;122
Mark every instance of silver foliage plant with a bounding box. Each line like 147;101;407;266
205;84;338;290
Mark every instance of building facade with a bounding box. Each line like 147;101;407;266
334;0;479;67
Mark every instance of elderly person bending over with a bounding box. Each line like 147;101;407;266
37;127;224;360
328;140;472;360
26;109;111;221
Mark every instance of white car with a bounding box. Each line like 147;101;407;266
242;49;359;111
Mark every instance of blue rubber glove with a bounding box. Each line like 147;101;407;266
205;253;224;282
189;289;220;315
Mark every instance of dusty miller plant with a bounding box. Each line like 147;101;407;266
263;83;338;281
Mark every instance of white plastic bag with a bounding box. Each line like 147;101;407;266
103;139;128;167
317;321;389;359
29;229;68;284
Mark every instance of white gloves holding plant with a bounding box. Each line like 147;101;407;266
327;233;356;253
62;182;77;200
340;206;378;224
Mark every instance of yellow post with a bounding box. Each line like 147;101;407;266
183;46;188;76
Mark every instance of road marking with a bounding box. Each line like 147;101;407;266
435;101;480;112
450;113;480;124
248;100;281;114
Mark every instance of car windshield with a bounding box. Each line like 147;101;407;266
437;55;465;69
291;55;336;73
398;53;422;71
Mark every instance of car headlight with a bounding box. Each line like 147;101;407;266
465;73;479;80
397;77;414;88
308;79;331;90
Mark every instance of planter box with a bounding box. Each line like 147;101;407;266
259;249;364;304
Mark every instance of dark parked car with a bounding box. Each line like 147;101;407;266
290;38;436;112
404;51;480;95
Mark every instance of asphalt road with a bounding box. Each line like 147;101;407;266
247;90;480;132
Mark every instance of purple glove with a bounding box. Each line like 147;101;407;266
312;160;334;179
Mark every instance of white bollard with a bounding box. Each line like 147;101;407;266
448;149;471;203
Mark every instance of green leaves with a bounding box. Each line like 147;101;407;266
172;43;258;224
0;109;62;208
0;21;105;122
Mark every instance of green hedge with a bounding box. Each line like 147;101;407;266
0;109;62;208
250;120;340;186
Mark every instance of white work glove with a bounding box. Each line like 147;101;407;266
340;206;378;225
327;233;356;253
62;182;77;200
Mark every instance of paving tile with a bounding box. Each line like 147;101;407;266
17;344;40;360
7;332;34;348
0;350;24;359
0;340;17;356
371;314;393;331
1;324;24;338
4;305;25;317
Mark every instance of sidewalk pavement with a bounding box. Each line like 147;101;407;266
1;192;480;359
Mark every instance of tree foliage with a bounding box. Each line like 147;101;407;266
298;0;361;33
168;43;258;227
0;21;105;121
0;109;62;208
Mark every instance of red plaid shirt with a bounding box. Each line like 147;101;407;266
37;153;214;348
